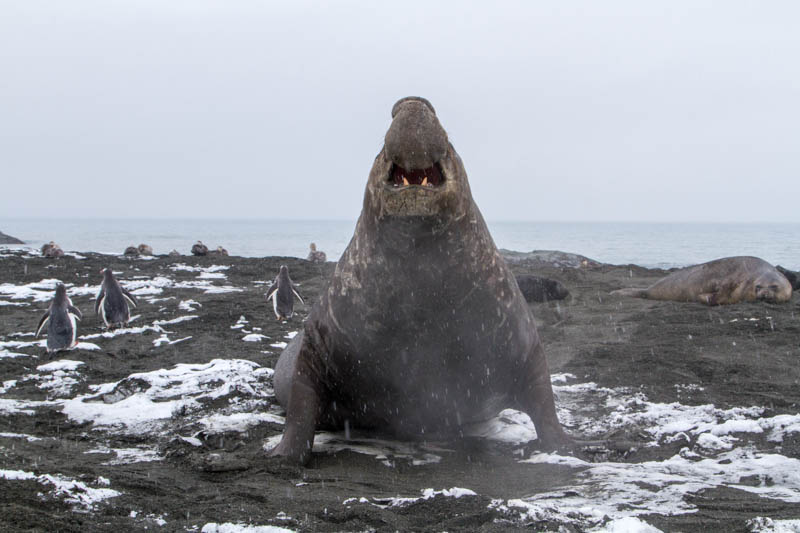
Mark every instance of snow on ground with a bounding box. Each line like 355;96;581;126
23;359;85;397
0;469;120;510
344;487;477;509
60;359;274;433
201;523;294;533
86;446;163;465
748;517;800;533
333;373;800;529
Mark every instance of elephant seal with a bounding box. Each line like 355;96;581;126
208;246;229;257
138;244;154;256
306;243;327;263
124;246;139;257
269;96;568;464
611;256;792;305
191;241;209;256
266;265;304;320
41;241;64;258
36;284;82;353
515;275;570;303
96;268;138;328
776;265;800;291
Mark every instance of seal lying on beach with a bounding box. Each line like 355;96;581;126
611;256;792;305
515;275;569;303
191;241;209;256
41;241;64;258
776;265;800;291
306;243;327;263
269;97;569;464
36;284;82;353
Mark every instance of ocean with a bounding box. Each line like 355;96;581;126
1;218;798;270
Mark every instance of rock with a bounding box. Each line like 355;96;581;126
515;274;570;303
0;231;24;245
501;249;602;269
169;249;181;257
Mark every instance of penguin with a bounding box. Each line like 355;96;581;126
36;284;82;353
95;268;137;329
265;265;304;320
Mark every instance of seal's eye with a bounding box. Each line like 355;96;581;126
769;285;778;291
389;164;444;188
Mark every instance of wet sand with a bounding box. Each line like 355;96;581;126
1;249;799;532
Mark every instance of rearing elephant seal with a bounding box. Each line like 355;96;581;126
269;97;568;464
611;256;792;305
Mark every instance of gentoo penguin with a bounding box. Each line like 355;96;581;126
36;284;82;353
266;265;304;320
95;268;137;329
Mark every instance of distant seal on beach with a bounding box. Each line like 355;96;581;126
208;246;228;257
96;268;138;328
138;244;153;256
611;256;792;305
41;242;64;258
269;97;569;464
0;231;24;245
169;249;181;257
191;241;208;256
36;284;82;353
776;265;800;291
266;265;304;320
124;246;139;257
306;243;327;263
516;275;570;303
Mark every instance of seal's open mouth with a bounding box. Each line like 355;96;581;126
389;164;444;189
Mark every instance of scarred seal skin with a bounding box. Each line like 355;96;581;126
269;97;569;464
611;256;792;305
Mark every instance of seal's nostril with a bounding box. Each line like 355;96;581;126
391;96;436;118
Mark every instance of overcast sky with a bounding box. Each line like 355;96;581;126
1;1;798;222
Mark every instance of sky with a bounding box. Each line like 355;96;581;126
1;1;799;223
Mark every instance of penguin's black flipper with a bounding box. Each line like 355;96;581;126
266;279;279;301
291;286;305;305
36;310;51;338
68;305;83;320
121;288;138;308
95;288;106;314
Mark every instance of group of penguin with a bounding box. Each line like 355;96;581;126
35;265;304;354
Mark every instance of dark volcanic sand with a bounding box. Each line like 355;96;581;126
1;250;799;532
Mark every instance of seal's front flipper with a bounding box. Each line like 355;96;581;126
267;331;323;465
267;378;321;465
515;342;571;450
610;288;647;299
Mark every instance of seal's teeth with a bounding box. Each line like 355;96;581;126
421;177;428;186
402;177;409;186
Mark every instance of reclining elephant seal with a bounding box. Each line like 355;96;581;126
515;274;569;303
611;256;792;305
269;96;569;464
776;265;800;291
